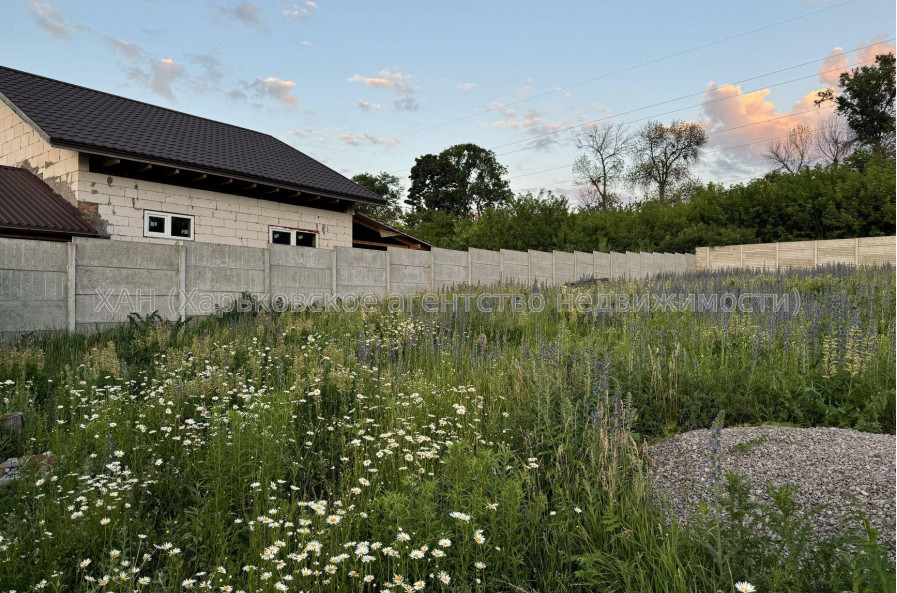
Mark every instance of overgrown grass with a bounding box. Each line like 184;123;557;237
0;264;893;592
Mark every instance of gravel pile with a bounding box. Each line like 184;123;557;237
649;426;895;545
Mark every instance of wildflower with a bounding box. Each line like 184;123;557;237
474;562;486;569
438;538;451;547
100;517;111;526
735;583;755;593
138;577;151;585
79;559;92;569
437;571;450;584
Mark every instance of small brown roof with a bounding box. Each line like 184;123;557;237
0;166;99;238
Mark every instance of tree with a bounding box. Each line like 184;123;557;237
816;53;896;156
814;115;856;166
628;120;707;203
464;191;571;252
405;143;513;217
572;122;631;211
764;123;816;173
350;172;405;225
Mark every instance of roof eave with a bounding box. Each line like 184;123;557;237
52;140;387;206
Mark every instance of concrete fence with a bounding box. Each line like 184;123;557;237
695;236;896;270
6;235;889;337
0;237;693;337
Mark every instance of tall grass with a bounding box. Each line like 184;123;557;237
0;264;893;592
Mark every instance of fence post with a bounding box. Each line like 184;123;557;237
854;237;859;266
178;243;187;319
331;248;337;296
66;242;76;333
384;249;391;295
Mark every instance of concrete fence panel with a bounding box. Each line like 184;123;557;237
76;238;179;327
674;253;688;273
388;247;432;294
469;248;501;285
609;252;626;279
858;236;896;266
552;251;575;284
742;243;776;270
708;245;741;269
432;247;468;289
639;252;655;277
777;242;815;269
528;250;552;285
574;251;594;280
335;246;387;297
816;239;856;266
593;252;610;279
0;238;68;336
499;249;529;285
625;251;641;279
186;243;265;315
269;245;333;299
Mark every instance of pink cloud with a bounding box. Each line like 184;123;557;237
701;83;830;158
819;35;896;85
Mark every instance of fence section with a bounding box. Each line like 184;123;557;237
696;237;896;270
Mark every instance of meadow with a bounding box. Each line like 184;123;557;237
0;264;894;593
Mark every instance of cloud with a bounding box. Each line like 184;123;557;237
106;38;187;103
219;2;267;32
489;108;575;151
106;37;143;59
392;96;419;112
819;36;896;85
248;77;299;107
457;82;476;91
485;101;516;118
149;59;186;101
347;70;414;93
700;82;830;161
335;132;399;148
818;47;850;85
280;2;317;21
29;1;70;39
358;100;383;111
186;52;224;92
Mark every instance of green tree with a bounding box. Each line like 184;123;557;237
350;171;405;225
406;143;513;217
817;53;896;156
628;120;707;203
465;191;571;251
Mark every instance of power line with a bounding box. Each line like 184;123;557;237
509;125;830;193
384;44;885;175
318;0;859;158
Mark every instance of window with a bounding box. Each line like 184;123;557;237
269;226;318;248
144;211;194;240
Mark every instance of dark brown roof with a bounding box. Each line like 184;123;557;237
0;65;384;205
0;165;99;237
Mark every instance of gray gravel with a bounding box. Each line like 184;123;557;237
649;426;895;547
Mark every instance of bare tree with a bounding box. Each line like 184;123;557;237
628;120;707;203
814;115;856;165
764;123;816;173
572;122;631;211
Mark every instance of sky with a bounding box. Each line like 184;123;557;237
1;0;894;204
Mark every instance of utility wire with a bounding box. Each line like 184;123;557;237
509;124;831;193
319;0;859;158
384;46;884;175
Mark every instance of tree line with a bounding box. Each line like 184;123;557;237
352;54;895;253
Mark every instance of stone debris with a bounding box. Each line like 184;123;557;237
0;453;52;486
0;411;24;431
649;425;896;547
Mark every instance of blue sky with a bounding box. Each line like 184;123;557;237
1;0;894;202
